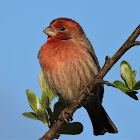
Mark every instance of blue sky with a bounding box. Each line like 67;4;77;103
0;0;140;139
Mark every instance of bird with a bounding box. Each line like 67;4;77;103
38;18;118;135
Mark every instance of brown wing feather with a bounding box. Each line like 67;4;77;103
79;35;104;102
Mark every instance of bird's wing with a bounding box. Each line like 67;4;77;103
81;36;104;102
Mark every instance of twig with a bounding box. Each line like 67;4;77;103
133;41;140;46
95;79;115;87
39;24;140;140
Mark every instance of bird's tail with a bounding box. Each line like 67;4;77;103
83;103;118;135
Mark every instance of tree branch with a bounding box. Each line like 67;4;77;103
95;79;115;87
133;41;140;46
95;79;127;94
39;24;140;140
97;24;140;79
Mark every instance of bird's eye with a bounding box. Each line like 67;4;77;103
60;27;65;31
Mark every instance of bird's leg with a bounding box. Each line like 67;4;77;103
59;84;93;123
83;84;93;96
59;107;73;123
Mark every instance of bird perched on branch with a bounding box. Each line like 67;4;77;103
38;18;118;135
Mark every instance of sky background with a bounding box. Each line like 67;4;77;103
0;0;140;140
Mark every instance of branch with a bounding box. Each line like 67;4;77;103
97;24;140;79
95;79;127;94
96;79;115;87
39;24;140;140
133;41;140;46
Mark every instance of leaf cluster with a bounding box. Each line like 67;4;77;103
22;70;83;135
114;61;140;100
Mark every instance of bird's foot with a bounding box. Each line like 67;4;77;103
83;84;93;96
72;99;81;107
59;107;73;123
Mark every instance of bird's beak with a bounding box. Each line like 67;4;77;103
43;26;56;37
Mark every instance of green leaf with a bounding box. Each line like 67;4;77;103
126;91;138;100
132;79;136;88
132;70;137;79
53;101;66;121
133;80;140;90
22;112;39;120
120;61;133;90
47;87;56;102
113;80;131;92
39;70;49;108
39;70;56;104
26;90;39;112
58;122;83;135
41;90;48;109
38;98;41;104
36;108;49;126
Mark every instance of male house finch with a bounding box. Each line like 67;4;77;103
38;18;118;135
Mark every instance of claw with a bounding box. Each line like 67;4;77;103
59;107;73;123
83;84;93;96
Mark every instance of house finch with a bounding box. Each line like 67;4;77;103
38;18;118;135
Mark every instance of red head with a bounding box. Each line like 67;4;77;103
43;18;85;40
